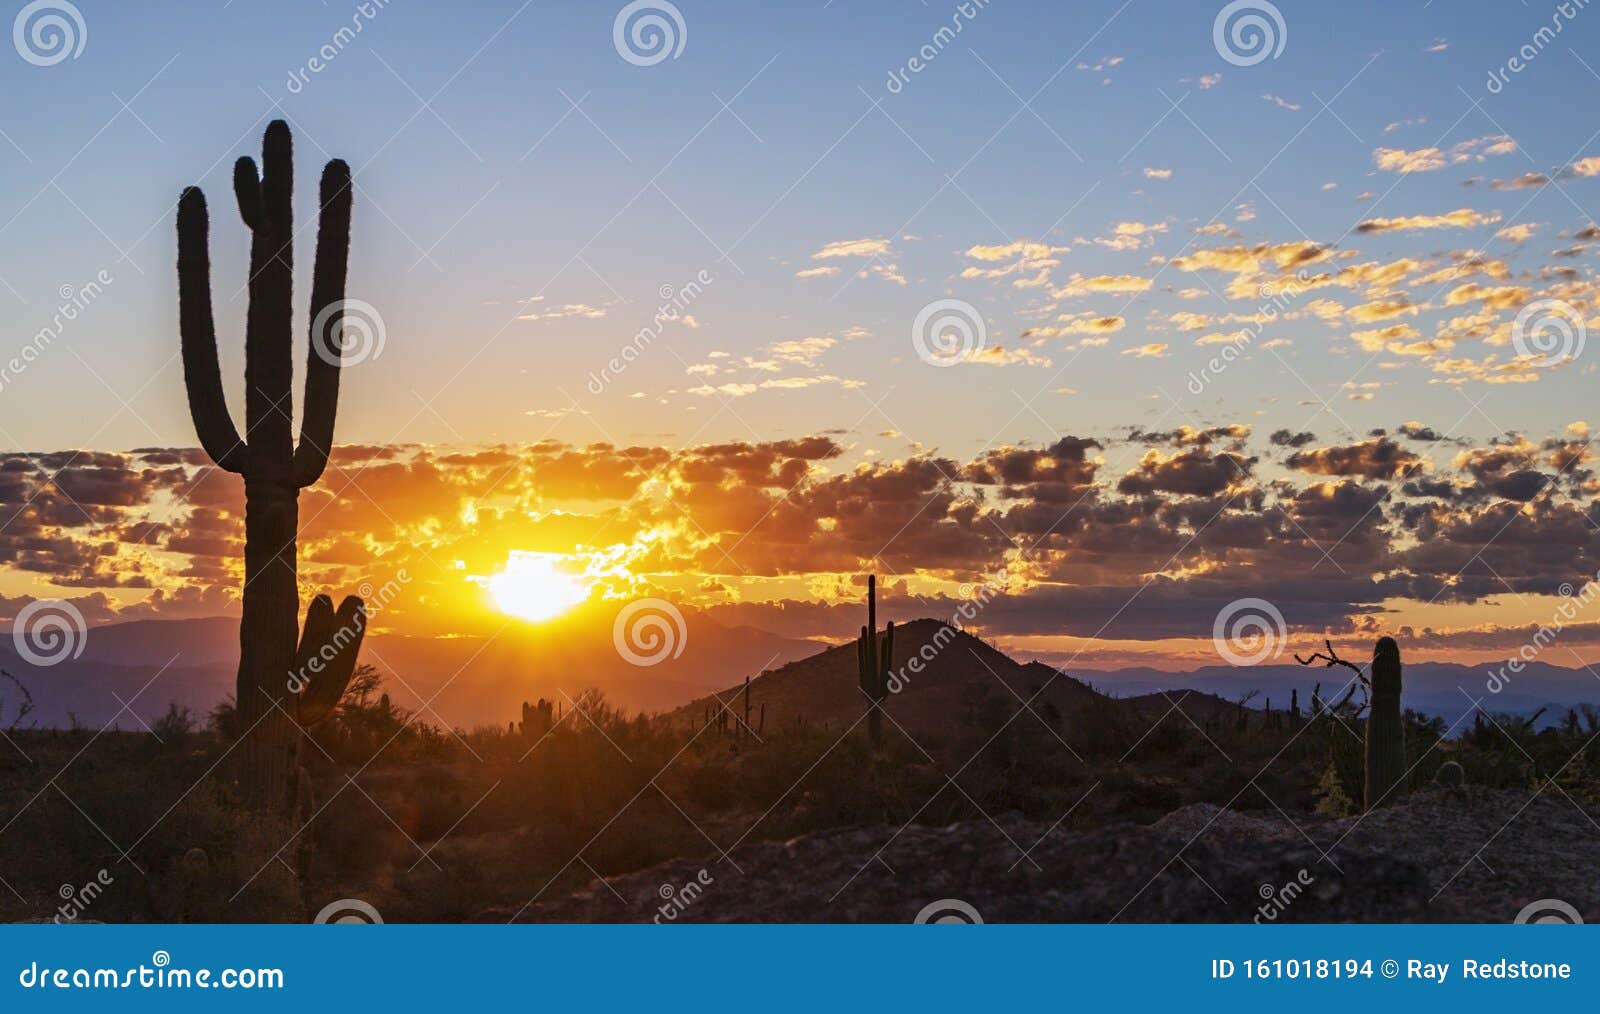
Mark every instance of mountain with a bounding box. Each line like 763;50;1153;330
670;618;1243;739
5;612;1594;734
0;608;822;730
1075;659;1596;730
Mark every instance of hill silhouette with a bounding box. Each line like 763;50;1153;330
678;618;1247;742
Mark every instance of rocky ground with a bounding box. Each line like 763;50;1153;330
487;786;1600;923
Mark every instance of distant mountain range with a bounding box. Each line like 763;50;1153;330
2;613;1594;733
1072;659;1595;732
0;609;823;731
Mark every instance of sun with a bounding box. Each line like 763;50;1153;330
487;551;590;622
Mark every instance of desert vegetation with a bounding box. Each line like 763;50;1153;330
4;597;1600;922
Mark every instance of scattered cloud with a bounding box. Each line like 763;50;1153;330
812;237;891;259
1371;135;1516;174
517;302;608;322
1355;208;1502;233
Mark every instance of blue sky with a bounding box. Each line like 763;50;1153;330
7;1;1600;664
2;0;1596;454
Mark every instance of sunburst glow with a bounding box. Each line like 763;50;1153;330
487;551;589;622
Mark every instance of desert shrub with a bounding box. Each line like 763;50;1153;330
150;702;196;754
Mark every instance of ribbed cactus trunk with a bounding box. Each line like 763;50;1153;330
1364;636;1407;810
742;674;751;740
177;120;367;810
856;575;893;748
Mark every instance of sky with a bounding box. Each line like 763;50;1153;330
5;0;1600;670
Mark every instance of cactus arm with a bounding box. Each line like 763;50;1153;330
232;156;261;230
881;620;894;699
292;159;353;489
176;187;247;473
292;594;366;726
857;625;870;693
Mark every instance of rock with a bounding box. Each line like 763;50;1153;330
482;787;1599;923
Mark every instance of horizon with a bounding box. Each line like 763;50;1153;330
5;0;1600;945
47;606;1600;678
6;0;1600;677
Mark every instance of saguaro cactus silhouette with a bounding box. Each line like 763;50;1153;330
856;575;893;747
519;699;554;741
177;120;366;808
1364;636;1407;810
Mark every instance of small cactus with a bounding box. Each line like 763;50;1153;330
856;575;893;747
519;699;554;740
1364;636;1408;810
1435;760;1465;786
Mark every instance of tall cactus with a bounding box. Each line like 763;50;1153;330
177;120;366;809
856;575;893;747
1364;636;1407;810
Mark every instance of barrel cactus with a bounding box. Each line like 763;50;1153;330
1435;760;1464;787
1363;636;1407;810
177;120;366;808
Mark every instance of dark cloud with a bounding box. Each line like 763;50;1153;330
1397;422;1447;442
1117;447;1255;497
0;423;1594;647
1286;438;1422;480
